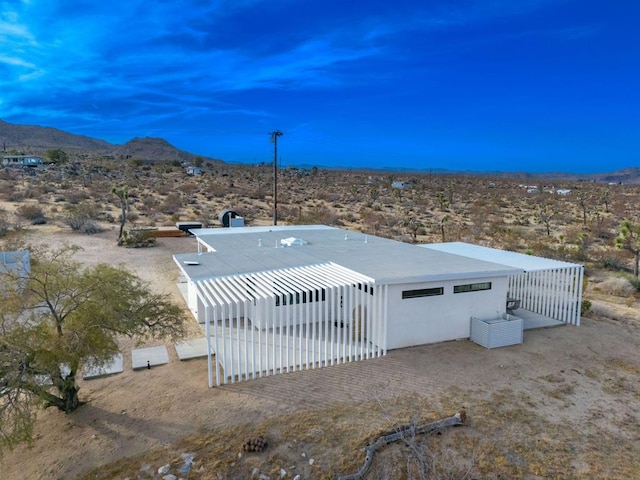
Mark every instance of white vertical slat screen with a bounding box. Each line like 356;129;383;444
195;262;382;386
507;264;583;327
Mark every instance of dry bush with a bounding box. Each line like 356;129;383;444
596;277;637;297
16;203;45;222
160;192;183;214
6;189;26;202
0;210;9;237
598;253;630;272
64;201;104;234
294;204;342;226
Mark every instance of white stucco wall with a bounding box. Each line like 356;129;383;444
385;276;509;349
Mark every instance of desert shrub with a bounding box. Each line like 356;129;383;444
120;229;156;248
625;275;640;293
64;201;104;234
0;211;9;237
160;192;183;214
66;215;102;234
597;277;636;297
65;191;89;205
126;212;139;224
581;299;592;314
16;204;45;221
7;190;25;202
80;221;102;234
42;183;57;194
141;196;159;212
99;212;115;223
291;204;341;226
342;212;358;223
599;254;630;272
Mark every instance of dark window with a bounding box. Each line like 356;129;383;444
454;282;492;294
402;287;444;299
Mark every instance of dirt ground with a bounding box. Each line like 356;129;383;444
1;226;639;479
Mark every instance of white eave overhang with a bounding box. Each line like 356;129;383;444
422;242;581;273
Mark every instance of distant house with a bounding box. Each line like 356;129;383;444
186;166;203;175
392;181;410;189
556;189;572;196
2;155;44;168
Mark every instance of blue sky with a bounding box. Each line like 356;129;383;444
1;0;638;173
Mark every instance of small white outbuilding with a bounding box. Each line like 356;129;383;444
174;226;583;386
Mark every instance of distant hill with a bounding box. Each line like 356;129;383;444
0;119;223;164
296;163;640;184
0;119;112;152
115;137;196;163
1;119;636;181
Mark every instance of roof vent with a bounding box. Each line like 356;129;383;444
280;237;308;247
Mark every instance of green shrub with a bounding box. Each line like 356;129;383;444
624;274;640;293
120;229;156;248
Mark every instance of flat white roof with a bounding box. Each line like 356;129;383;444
423;242;581;272
175;226;522;285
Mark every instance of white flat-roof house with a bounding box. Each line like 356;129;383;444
1;155;44;167
174;226;583;387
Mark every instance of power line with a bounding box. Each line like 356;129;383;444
269;131;283;226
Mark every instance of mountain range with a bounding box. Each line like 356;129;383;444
1;119;638;182
0;119;221;164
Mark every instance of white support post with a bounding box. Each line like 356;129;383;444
204;302;213;388
382;284;388;355
542;270;549;316
552;269;561;320
214;304;221;387
308;289;315;368
250;298;256;380
367;283;373;359
575;266;583;326
258;297;264;378
243;299;249;381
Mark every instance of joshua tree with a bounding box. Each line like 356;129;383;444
403;214;423;243
537;204;556;237
576;190;590;226
615;219;640;277
111;186;128;245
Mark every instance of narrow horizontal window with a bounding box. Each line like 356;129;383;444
454;282;492;294
402;287;443;299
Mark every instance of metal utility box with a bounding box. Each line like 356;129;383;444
470;315;523;349
219;209;241;228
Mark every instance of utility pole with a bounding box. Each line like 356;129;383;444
269;131;283;225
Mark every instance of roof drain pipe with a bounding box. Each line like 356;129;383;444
336;411;466;480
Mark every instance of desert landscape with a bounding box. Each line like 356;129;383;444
1;155;639;479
